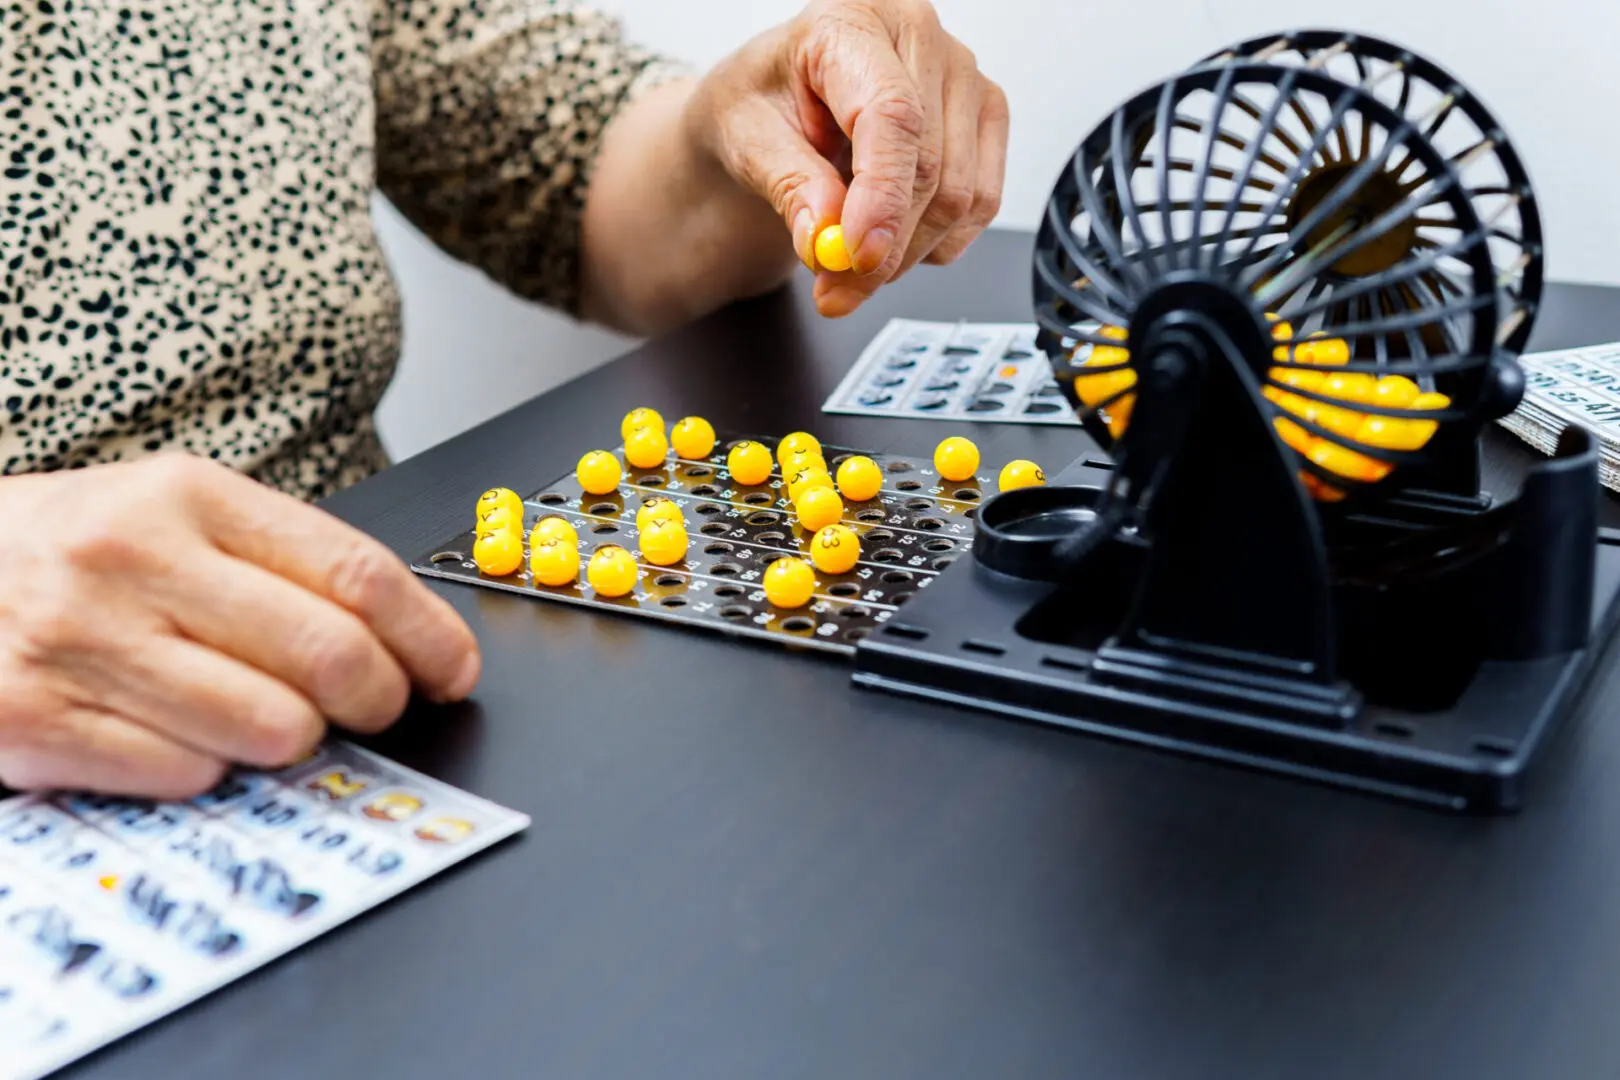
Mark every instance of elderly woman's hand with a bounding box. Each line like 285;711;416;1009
686;0;1009;318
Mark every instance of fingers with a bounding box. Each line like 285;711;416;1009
174;459;481;704
925;78;1009;266
70;633;326;771
719;93;850;269
0;703;225;801
151;549;411;736
800;8;932;273
891;58;980;275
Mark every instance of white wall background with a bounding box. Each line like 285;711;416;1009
374;0;1619;461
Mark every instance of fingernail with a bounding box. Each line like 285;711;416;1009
853;227;895;275
793;209;816;271
437;650;481;704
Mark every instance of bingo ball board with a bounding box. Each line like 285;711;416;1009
410;437;981;655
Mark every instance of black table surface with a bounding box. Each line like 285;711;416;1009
75;230;1620;1080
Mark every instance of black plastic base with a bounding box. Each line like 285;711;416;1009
853;463;1620;813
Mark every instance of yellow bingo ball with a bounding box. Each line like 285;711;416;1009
814;225;853;273
529;538;580;587
670;416;716;459
476;487;522;521
621;407;663;441
795;485;844;532
638;519;689;567
635;496;684;533
726;441;774;486
835;455;883;501
532;516;579;547
586;545;639;598
776;431;822;466
787;465;835;503
472;530;524;577
475;505;522;538
998;460;1046;492
934;436;980;482
624;425;670;470
577;450;622;495
809;524;860;575
763;557;817;609
781;448;828;479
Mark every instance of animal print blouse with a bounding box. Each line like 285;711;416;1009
0;1;687;500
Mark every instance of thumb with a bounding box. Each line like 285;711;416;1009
724;97;849;270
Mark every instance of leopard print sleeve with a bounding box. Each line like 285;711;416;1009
371;0;691;317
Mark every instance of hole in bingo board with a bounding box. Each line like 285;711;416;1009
891;591;917;605
954;489;980;501
743;492;773;506
897;480;922;491
781;616;815;633
719;604;752;620
714;584;745;599
591;524;619;535
537;493;566;505
710;563;744;578
685;465;713;477
858;509;887;523
845;605;873;619
747;511;783;526
829;583;861;598
903;498;933;511
660;596;688;609
696;502;725;516
846;627;871;642
915;518;945;531
756;530;788;544
700;522;730;537
589;502;619;516
691;484;719;496
431;551;464;564
873;548;903;563
881;570;914;584
830;454;851;468
886;460;913;473
704;542;735;556
933;556;957;570
654;574;684;587
865;529;896;544
638;475;666;487
923;539;956;553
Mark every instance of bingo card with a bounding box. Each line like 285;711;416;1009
822;319;1081;426
0;741;530;1080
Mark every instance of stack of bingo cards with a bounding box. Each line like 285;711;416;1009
1501;341;1620;492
